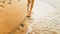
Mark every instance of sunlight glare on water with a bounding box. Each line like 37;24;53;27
32;0;55;19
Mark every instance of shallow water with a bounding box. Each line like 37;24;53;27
27;0;60;34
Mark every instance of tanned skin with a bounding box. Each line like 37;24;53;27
27;0;34;18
